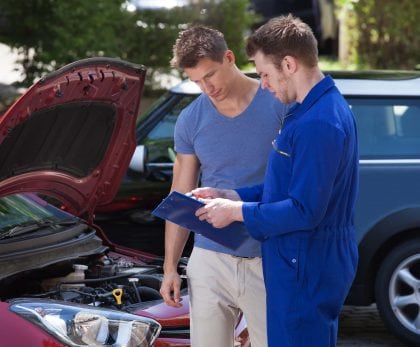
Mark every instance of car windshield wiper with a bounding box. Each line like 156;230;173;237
0;219;79;240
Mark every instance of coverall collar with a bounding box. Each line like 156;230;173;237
289;75;336;117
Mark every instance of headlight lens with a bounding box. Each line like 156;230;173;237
10;299;161;346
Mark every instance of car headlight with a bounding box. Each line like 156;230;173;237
9;299;161;346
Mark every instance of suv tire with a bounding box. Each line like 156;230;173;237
375;239;420;345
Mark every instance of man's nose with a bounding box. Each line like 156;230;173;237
260;79;269;90
201;80;214;94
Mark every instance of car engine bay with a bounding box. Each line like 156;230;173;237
1;251;188;311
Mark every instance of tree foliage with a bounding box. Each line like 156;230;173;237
337;0;420;69
118;6;196;90
0;0;130;86
190;0;260;67
2;0;419;87
0;0;259;88
123;0;260;87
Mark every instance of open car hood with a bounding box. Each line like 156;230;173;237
0;58;146;221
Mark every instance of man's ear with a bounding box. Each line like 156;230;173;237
283;56;297;73
225;50;235;64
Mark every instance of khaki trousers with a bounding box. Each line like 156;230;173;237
187;247;267;347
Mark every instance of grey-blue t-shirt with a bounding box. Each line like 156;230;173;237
174;85;288;257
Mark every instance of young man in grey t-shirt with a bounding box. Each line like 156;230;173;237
159;25;288;347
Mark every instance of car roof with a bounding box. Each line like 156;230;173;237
169;70;420;97
170;79;201;94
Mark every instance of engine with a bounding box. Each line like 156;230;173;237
1;252;188;311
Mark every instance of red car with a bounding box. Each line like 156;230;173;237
0;58;249;347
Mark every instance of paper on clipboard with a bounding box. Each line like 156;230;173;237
151;191;247;250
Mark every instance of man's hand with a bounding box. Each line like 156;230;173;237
191;187;241;201
195;198;244;228
160;271;183;308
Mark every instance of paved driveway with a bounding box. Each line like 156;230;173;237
338;305;406;346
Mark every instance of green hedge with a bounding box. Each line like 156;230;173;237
339;0;420;69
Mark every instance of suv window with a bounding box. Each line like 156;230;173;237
349;98;420;158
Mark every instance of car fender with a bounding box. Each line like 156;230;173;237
0;302;65;347
348;207;420;304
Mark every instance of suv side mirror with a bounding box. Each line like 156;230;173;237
129;145;148;173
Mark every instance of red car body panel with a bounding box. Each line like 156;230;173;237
0;303;65;347
1;299;188;347
134;294;190;327
0;58;146;222
154;338;191;347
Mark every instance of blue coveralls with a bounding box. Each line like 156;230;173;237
236;76;359;347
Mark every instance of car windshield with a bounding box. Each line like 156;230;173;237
0;193;77;234
136;93;170;127
138;93;198;163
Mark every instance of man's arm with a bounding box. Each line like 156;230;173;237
160;153;200;307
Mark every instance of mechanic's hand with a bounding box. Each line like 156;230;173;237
195;198;244;228
160;272;183;308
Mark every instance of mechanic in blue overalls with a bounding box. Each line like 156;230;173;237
192;15;359;347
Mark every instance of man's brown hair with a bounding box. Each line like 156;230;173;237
171;25;228;69
246;14;318;69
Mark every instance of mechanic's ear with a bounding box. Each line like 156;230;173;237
283;56;296;73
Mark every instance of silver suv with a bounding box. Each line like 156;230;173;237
102;71;420;345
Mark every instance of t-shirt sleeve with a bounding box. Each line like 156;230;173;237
174;109;195;155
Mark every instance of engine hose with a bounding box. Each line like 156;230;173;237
59;272;133;287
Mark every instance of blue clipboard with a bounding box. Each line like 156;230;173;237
151;191;247;250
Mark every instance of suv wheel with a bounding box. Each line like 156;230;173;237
375;239;420;345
